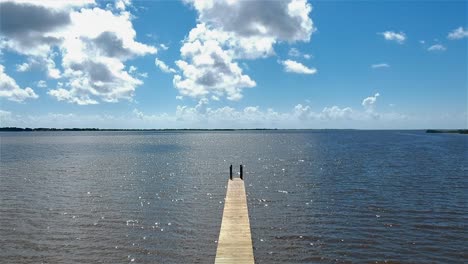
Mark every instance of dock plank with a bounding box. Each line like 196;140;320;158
215;178;254;264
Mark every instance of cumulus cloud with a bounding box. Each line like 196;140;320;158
0;0;156;105
371;63;390;69
129;96;404;128
321;106;353;120
447;27;468;40
115;0;131;11
37;80;47;88
362;92;380;118
175;0;315;100
155;58;176;73
0;1;93;65
13;56;61;78
174;24;256;101
47;88;97;105
0;64;38;102
173;103;299;127
129;65;148;78
50;7;156;104
379;31;406;44
171;96;385;127
293;104;312;120
188;0;314;42
0;94;418;129
362;92;379;107
0;2;70;36
0;1;76;79
281;59;317;74
427;44;446;52
16;62;30;72
0;1;77;56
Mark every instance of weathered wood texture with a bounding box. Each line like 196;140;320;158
215;178;254;264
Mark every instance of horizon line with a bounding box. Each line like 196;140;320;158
1;127;467;132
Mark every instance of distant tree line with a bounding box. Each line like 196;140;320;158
0;127;100;131
2;127;465;133
426;129;468;134
0;127;276;132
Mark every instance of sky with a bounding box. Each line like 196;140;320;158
0;0;466;129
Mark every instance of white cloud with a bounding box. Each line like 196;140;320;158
188;0;314;42
293;103;313;120
37;80;47;88
321;106;353;120
362;92;380;113
47;88;97;105
15;94;467;129
155;58;176;73
379;31;406;44
13;55;61;79
159;43;169;50
447;27;468;40
0;1;156;105
46;57;61;79
174;103;289;127
2;0;95;9
175;0;315;101
129;65;148;78
288;47;312;59
0;0;92;57
427;44;446;52
174;24;256;101
0;64;38;102
371;63;390;69
162;94;389;127
281;59;317;74
115;0;131;11
3;106;436;129
16;62;31;72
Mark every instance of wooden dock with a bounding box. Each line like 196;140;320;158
215;178;254;264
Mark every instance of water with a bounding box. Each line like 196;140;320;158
0;130;466;263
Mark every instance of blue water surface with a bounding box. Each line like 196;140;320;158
0;130;466;263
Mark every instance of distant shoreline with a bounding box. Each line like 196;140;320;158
0;127;466;133
426;129;468;134
0;127;276;132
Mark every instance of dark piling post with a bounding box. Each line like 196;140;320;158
230;164;233;180
240;164;243;180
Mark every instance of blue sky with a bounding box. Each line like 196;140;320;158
0;0;466;129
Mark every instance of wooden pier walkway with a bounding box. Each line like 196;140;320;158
215;178;254;264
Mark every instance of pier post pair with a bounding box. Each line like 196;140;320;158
229;164;244;180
